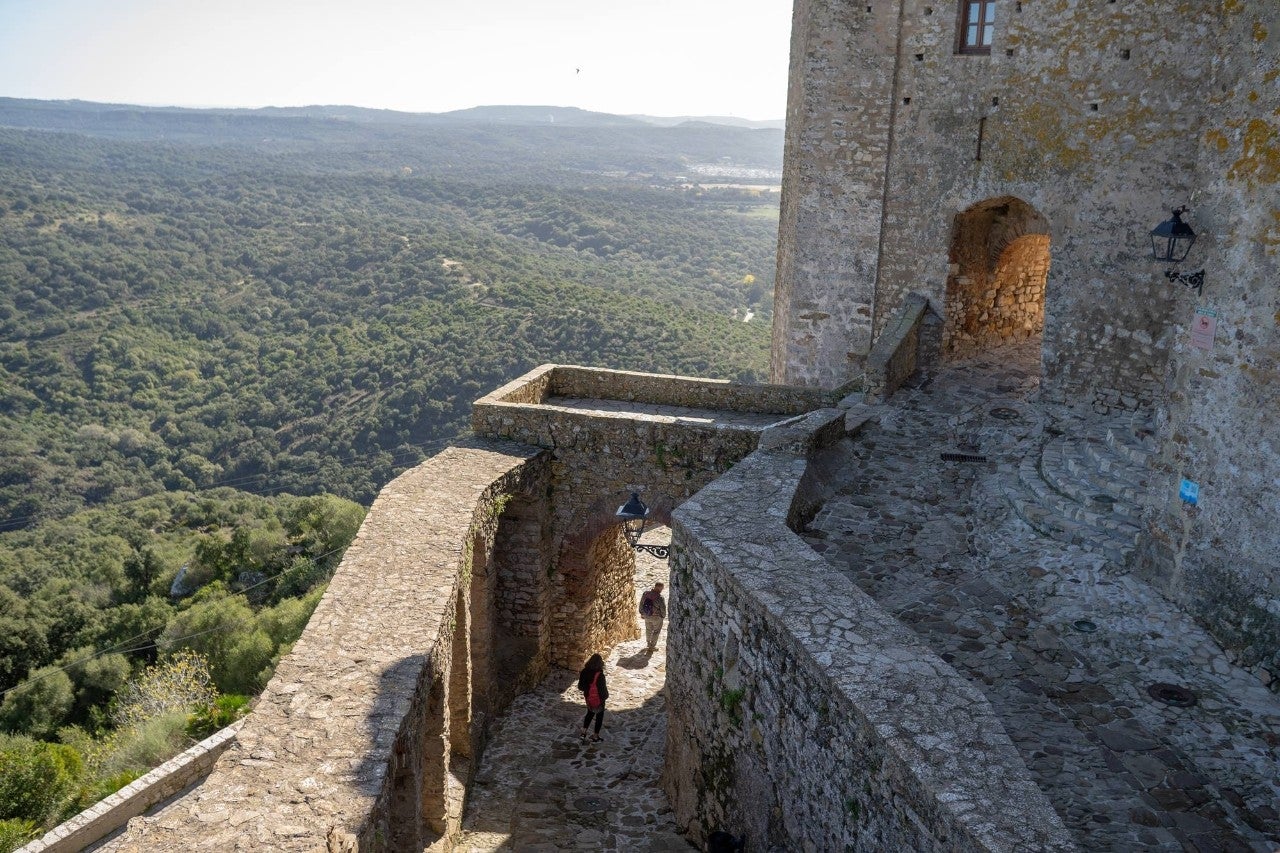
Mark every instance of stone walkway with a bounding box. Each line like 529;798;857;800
454;531;692;853
803;342;1280;852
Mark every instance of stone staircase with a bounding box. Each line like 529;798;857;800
1003;413;1158;564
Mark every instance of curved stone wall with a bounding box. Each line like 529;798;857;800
663;409;1076;851
98;439;552;851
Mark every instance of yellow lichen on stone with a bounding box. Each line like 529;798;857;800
1254;22;1268;41
1228;118;1280;187
1205;129;1231;153
1263;212;1280;254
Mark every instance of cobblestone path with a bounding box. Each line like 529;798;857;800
454;533;692;853
805;342;1280;852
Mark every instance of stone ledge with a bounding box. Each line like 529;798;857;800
19;720;245;853
473;364;833;424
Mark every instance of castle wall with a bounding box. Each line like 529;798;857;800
663;410;1074;851
1136;9;1280;688
772;0;898;386
97;441;553;852
773;0;1229;413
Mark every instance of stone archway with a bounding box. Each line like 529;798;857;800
942;196;1050;361
552;494;674;668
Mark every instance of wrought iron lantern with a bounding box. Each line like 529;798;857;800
615;492;669;559
1150;206;1196;263
1150;206;1205;296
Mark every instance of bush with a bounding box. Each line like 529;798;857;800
185;694;250;740
96;712;189;780
0;734;83;825
0;818;39;853
111;649;216;730
0;666;74;738
75;769;143;810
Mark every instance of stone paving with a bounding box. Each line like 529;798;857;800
803;341;1280;852
453;530;693;853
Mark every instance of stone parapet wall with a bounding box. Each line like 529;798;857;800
477;363;834;414
98;440;552;852
19;721;244;853
663;411;1075;852
864;293;938;403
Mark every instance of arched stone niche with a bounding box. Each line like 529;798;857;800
942;196;1051;360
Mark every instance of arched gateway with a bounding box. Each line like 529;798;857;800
942;196;1051;363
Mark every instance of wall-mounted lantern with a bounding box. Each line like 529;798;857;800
615;492;669;559
1150;206;1205;295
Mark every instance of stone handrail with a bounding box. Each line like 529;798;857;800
864;293;936;402
664;410;1076;851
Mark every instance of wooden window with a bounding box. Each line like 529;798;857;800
958;0;996;54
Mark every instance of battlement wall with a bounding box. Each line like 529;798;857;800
664;410;1075;852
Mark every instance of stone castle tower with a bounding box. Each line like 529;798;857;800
772;0;1279;683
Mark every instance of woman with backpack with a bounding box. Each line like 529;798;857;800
577;653;609;742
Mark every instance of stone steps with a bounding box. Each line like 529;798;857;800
1003;414;1156;565
1046;427;1149;510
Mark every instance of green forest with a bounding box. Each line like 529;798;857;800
0;99;781;845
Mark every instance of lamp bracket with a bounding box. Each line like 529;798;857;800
1165;267;1205;296
633;543;670;559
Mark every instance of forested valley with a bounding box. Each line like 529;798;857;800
0;98;781;845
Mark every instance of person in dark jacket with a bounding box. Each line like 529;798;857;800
577;653;608;742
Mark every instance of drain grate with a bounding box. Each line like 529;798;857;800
1147;683;1197;708
989;407;1021;420
941;452;988;463
1071;619;1099;633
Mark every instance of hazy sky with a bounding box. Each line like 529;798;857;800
0;0;794;119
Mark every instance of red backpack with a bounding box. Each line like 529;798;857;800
586;672;602;710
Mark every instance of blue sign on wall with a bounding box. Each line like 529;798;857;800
1179;479;1200;506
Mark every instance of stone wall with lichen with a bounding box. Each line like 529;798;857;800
663;409;1075;852
1135;8;1280;689
772;0;1239;412
771;0;897;386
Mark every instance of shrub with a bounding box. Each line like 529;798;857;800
111;649;215;731
0;667;74;739
185;694;250;741
96;712;189;780
0;734;83;825
0;818;40;853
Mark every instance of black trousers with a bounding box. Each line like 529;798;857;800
582;707;604;733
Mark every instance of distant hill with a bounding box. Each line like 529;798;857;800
0;98;776;135
628;115;785;130
0;98;783;183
